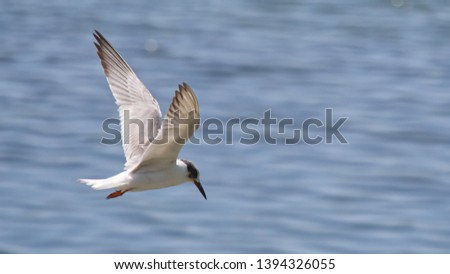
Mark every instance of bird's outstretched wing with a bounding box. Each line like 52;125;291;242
131;82;200;172
93;30;162;170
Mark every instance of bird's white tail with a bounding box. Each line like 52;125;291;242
79;172;129;190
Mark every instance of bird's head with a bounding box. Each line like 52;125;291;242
181;159;207;200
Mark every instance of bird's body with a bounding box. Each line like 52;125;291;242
83;159;190;192
79;31;206;200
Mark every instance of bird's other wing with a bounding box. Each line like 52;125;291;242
93;30;162;170
131;82;200;172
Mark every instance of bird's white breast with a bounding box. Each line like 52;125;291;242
128;160;188;191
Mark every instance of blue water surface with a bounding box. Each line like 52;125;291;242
1;0;450;253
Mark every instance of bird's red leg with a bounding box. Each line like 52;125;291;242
106;189;128;199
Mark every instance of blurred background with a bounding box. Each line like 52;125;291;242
1;0;450;253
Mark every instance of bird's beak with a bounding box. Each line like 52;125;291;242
193;179;207;200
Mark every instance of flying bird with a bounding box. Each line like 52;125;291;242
79;30;206;200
